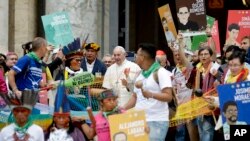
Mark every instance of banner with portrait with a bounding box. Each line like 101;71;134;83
42;11;74;47
108;110;149;141
190;15;215;51
217;82;250;140
191;15;221;56
175;0;207;35
158;4;177;44
225;10;250;46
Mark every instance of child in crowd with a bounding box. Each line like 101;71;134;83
82;89;125;141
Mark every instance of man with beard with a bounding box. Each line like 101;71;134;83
222;101;247;140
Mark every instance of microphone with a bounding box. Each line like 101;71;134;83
194;89;203;97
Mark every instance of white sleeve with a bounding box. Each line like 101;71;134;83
39;131;45;141
102;67;112;89
37;126;45;141
0;132;3;141
214;96;220;107
158;68;172;89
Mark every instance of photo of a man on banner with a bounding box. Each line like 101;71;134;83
225;10;250;48
175;0;207;34
217;81;250;140
158;4;177;45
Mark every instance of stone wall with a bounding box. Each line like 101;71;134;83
46;0;110;57
0;0;110;57
0;0;9;54
8;0;37;57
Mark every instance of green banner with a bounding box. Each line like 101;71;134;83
206;15;215;27
41;12;74;47
191;15;215;51
65;72;95;87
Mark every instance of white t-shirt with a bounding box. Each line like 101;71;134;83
86;58;96;73
172;64;193;105
103;59;141;106
134;67;172;121
0;123;44;141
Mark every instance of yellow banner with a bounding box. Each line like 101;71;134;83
108;110;149;141
169;89;218;127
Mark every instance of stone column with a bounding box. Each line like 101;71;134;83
9;0;37;57
46;0;110;57
0;0;9;54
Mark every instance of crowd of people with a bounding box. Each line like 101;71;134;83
0;30;249;141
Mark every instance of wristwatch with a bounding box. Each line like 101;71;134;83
80;120;86;125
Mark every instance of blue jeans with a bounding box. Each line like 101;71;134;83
175;124;186;141
147;121;169;141
197;116;214;141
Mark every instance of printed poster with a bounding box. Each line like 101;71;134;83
191;15;221;55
108;110;149;141
217;82;250;140
187;16;213;51
158;4;177;44
64;72;95;87
225;10;250;46
175;0;207;35
42;12;74;47
211;20;221;56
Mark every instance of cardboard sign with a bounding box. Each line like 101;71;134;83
64;72;95;87
217;82;250;140
190;15;215;51
225;10;250;46
158;4;177;43
108;110;149;141
211;20;221;55
175;0;207;33
42;11;74;47
189;15;220;55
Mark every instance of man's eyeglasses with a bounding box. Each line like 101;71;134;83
104;61;112;63
226;109;238;114
135;53;144;58
179;12;189;15
199;53;210;56
228;64;242;68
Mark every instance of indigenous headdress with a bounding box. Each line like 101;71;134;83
62;38;84;60
0;90;39;110
97;89;117;101
84;43;100;51
53;82;70;116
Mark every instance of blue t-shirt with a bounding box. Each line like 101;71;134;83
12;55;42;90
